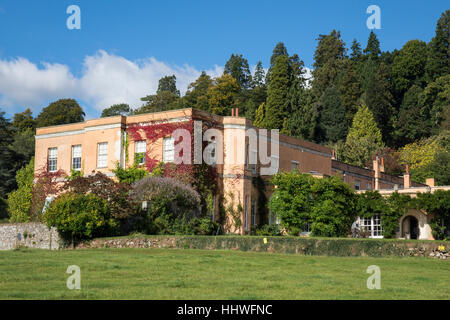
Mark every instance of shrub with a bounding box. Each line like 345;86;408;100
269;172;356;237
43;193;117;243
130;176;201;234
251;224;282;236
62;171;135;219
7;158;34;222
190;217;220;235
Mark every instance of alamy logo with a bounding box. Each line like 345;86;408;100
66;265;81;290
366;5;381;30
66;5;81;30
366;265;381;289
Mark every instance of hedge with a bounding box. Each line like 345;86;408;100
77;235;450;258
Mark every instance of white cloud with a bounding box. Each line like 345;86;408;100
0;50;223;115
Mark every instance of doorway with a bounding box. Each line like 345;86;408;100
403;216;420;239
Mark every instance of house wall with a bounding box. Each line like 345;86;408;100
35;107;432;236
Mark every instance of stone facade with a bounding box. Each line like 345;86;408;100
0;223;60;250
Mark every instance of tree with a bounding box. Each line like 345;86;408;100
316;87;347;143
135;91;180;114
35;99;85;128
283;88;317;141
365;62;395;144
264;55;292;130
0;112;21;197
419;74;450;135
425;10;450;82
363;31;381;60
394;85;427;145
181;72;213;111
12;108;35;131
224;54;252;90
312;30;346;98
342;104;384;167
337;60;362;126
244;62;267;120
101;103;131;117
7;158;34;222
207;74;240;116
350;39;362;62
253;103;266;128
157;75;180;96
391;40;428;101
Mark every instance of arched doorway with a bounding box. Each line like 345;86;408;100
402;216;420;239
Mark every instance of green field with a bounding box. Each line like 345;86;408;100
0;248;449;299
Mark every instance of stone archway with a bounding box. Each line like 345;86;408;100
399;209;433;240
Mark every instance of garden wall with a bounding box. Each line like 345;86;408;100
76;235;449;258
0;223;60;250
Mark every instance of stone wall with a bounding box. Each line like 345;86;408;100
0;223;60;250
76;235;449;258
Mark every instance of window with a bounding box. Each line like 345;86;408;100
135;140;146;164
48;148;57;172
244;195;249;231
291;160;299;171
71;145;82;171
97;142;108;168
359;215;383;238
367;183;372;190
163;137;174;162
251;200;257;226
355;180;360;190
209;141;217;166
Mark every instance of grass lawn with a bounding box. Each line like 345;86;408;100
0;248;449;299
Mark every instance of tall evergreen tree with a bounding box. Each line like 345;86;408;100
425;10;450;82
337;60;362;127
342;104;384;167
394;85;427;146
264;55;292;130
316;86;347;143
224;54;252;90
350;39;362;62
365;62;395;144
181;72;214;111
157;75;180;96
363;31;381;60
312;30;346;98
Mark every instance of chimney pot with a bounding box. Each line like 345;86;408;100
236;108;239;117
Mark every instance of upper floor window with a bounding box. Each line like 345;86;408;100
135;140;146;165
71;145;82;171
97;142;108;168
163;137;174;162
355;180;360;190
48;147;57;172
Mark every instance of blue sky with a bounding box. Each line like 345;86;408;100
0;0;448;119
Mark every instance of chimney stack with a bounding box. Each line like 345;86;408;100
425;178;435;187
373;157;380;190
403;165;411;189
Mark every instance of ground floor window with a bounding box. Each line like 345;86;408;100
359;215;383;238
